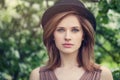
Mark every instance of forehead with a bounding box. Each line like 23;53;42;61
57;14;81;28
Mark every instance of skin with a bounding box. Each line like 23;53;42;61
29;14;113;80
53;14;83;68
53;14;84;80
54;14;83;55
29;66;113;80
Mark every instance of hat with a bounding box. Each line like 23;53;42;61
41;0;96;31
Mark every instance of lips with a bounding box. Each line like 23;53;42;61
62;43;73;48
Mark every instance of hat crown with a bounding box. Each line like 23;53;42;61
54;0;85;8
41;0;96;31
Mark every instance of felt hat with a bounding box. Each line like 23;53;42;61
41;0;96;31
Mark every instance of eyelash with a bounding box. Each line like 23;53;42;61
56;28;80;32
57;29;65;32
72;29;79;32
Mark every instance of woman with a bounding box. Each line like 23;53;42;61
30;0;113;80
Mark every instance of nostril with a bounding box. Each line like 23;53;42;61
65;38;71;41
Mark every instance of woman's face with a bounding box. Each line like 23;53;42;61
53;14;84;55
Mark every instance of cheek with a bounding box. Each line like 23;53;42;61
54;31;64;39
54;37;63;50
76;38;83;45
74;34;83;45
54;33;63;45
54;36;62;43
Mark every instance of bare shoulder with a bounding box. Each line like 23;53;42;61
29;67;40;80
100;66;113;80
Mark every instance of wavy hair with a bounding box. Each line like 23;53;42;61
42;10;100;71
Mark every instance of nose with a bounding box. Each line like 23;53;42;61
64;31;71;41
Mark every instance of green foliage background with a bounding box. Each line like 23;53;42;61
0;0;120;80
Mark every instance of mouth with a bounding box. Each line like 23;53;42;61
62;43;73;48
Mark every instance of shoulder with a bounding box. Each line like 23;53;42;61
100;66;113;80
29;67;40;80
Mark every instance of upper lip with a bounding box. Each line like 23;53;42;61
62;43;73;45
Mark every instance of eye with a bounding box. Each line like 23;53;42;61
56;28;65;32
72;28;80;32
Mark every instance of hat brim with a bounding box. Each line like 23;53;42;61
41;4;96;30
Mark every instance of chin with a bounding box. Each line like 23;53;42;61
60;50;78;55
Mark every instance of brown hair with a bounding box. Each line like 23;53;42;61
43;11;100;71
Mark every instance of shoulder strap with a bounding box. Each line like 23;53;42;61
80;70;101;80
39;66;57;80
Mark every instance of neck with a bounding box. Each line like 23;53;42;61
60;52;79;68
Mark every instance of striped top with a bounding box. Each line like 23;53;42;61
39;67;101;80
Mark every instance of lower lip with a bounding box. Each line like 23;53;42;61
63;44;73;48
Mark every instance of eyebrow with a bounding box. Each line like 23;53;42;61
72;26;81;28
57;26;81;28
